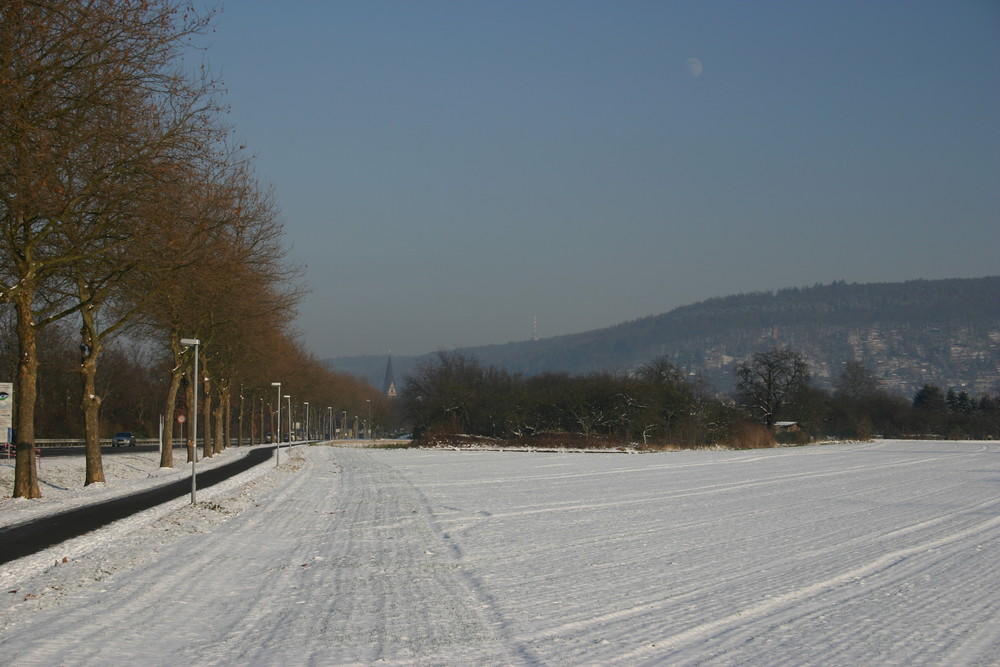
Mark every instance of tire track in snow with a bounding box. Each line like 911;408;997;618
382;442;1000;666
205;447;513;665
0;448;320;665
5;441;999;665
0;447;513;666
623;500;1000;664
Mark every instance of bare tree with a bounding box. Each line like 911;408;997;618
834;360;881;401
142;159;302;461
0;1;220;496
734;347;811;428
76;111;233;480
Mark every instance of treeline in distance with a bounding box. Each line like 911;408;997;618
401;350;1000;448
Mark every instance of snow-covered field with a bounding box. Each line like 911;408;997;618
2;440;999;665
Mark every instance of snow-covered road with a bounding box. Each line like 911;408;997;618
2;440;999;665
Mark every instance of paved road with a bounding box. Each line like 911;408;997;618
0;446;275;565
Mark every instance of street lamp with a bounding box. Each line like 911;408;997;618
304;402;309;443
271;382;281;466
180;338;200;504
367;399;372;442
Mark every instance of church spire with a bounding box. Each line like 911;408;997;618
383;353;397;398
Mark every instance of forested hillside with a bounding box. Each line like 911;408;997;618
330;277;1000;395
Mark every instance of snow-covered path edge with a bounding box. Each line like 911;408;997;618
0;445;513;665
0;445;280;591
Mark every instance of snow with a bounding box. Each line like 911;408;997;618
2;440;1000;665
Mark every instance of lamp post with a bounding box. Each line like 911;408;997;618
367;399;372;442
271;382;281;466
304;402;309;443
342;411;347;439
180;338;200;504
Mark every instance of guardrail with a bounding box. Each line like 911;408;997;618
31;438;173;447
25;438;268;448
4;439;348;458
4;439;165;456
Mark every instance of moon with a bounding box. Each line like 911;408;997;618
686;57;703;77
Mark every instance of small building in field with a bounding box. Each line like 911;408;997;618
774;421;800;432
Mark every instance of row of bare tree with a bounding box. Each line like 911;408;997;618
0;2;378;498
402;351;752;448
402;349;1000;448
0;314;390;457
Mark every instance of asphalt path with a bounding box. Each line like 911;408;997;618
0;446;276;565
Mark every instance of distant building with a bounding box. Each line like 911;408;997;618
383;354;397;398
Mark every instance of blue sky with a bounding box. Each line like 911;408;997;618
207;1;1000;358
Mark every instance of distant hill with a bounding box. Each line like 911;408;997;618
327;277;1000;396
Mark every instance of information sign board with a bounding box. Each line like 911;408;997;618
0;382;12;444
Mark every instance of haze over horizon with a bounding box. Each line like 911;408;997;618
209;1;1000;358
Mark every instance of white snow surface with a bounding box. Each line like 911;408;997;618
2;440;1000;666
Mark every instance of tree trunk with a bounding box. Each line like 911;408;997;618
222;382;233;449
160;338;185;468
212;376;226;453
160;370;180;467
237;387;244;447
201;357;213;458
213;393;224;454
12;289;41;499
185;373;195;462
79;313;106;485
248;395;256;446
268;400;274;443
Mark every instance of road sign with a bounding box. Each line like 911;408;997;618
177;414;186;424
0;382;12;443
